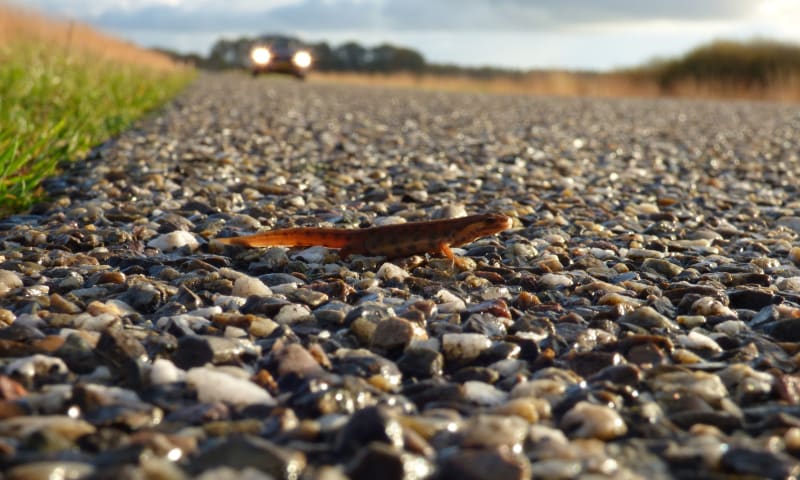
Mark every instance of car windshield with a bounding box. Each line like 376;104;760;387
254;38;302;51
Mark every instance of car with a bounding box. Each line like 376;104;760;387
248;38;313;79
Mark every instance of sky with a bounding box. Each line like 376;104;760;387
10;0;800;70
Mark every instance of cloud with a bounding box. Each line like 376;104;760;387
70;0;759;33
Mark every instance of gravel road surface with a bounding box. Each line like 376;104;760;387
2;72;800;478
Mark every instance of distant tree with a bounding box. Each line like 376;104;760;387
388;47;426;72
310;41;337;70
335;42;368;70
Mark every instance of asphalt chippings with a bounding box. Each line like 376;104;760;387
2;73;800;479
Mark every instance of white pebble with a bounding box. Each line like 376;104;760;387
224;326;249;338
274;304;312;324
187;306;222;318
691;296;737;317
560;401;627;440
231;276;272;297
269;282;299;295
714;320;748;336
776;276;800;291
156;314;211;332
292;246;328;263
540;273;573;289
186;366;274;406
213;295;247;310
435;289;466;313
0;269;23;296
377;262;410;281
463;381;508;406
149;358;186;385
442;333;491;362
147;231;199;252
409;338;440;351
675;330;722;352
6;354;68;379
373;216;407;226
69;313;120;331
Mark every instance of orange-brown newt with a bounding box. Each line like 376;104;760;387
215;212;512;261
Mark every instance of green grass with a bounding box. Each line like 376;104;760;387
0;42;194;215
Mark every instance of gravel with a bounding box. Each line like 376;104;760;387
2;72;800;478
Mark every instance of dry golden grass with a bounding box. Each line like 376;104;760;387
311;71;657;98
312;70;800;102
0;3;180;70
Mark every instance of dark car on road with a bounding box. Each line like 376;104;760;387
248;38;313;79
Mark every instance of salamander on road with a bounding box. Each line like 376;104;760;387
215;213;512;264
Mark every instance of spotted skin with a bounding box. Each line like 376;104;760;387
215;213;512;263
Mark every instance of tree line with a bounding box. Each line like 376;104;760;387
158;35;430;73
157;35;800;87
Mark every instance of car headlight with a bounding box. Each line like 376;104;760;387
251;47;271;65
292;50;312;69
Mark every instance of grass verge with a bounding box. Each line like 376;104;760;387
0;6;195;216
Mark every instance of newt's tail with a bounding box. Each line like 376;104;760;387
215;227;352;249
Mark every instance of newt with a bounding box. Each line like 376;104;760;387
215;212;512;264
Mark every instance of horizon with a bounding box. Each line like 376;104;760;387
9;0;800;71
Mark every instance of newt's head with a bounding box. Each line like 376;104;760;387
453;213;513;245
477;213;513;235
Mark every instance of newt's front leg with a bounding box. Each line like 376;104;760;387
437;242;473;270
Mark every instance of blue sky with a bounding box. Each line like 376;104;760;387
11;0;800;70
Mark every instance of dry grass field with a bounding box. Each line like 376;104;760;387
313;66;800;102
0;4;179;70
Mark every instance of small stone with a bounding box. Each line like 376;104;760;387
376;262;410;282
48;293;82;314
491;397;548;423
396;348;443;379
691;297;736;317
462;381;508;406
95;328;148;384
0;308;15;326
371;317;426;351
347;442;433;480
721;446;800;479
288;288;328;307
172;335;252;369
442;333;492;364
273;343;325;378
335;406;404;454
149;358;186;385
0;415;95;440
186;366;274;406
5;462;95;480
539;273;573;289
188;435;305;478
147;231;200;252
619;306;678;331
642;258;683;278
560;401;627;440
231;276;272;298
439;447;531;480
274;304;312;324
778;216;800;233
0;270;23;297
249;317;279;337
5;354;68;383
461;414;528;448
